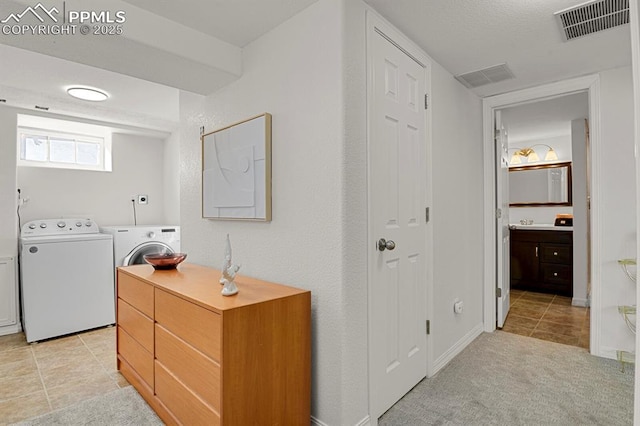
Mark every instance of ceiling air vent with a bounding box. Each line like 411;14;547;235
555;0;629;41
454;63;515;89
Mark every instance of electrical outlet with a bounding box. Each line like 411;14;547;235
454;299;464;314
138;195;148;205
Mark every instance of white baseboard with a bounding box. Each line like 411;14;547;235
599;345;632;361
311;416;328;426
354;415;371;426
312;323;484;426
0;323;21;337
311;414;371;425
311;414;371;426
572;297;589;307
432;322;484;375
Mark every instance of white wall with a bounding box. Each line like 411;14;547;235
179;1;485;423
343;0;370;424
178;1;482;423
430;61;484;365
164;131;181;224
178;1;346;424
0;106;18;257
17;133;167;227
630;0;640;420
598;66;636;357
509;206;574;225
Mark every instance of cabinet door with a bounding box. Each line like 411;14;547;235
0;258;17;327
510;241;539;283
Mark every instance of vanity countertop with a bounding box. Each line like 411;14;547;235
509;224;573;231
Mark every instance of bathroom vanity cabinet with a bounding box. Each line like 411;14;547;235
510;229;573;296
116;263;311;425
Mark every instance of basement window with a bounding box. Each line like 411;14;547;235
17;116;112;172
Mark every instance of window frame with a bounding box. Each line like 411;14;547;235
17;126;112;172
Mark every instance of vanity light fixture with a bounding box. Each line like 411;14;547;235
66;86;109;102
509;144;558;165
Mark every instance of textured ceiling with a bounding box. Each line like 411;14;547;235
121;0;319;46
0;0;632;124
363;0;631;97
0;44;179;131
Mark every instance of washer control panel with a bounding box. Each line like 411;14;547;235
21;218;99;237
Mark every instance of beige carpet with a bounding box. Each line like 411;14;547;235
13;386;162;426
13;331;634;425
380;331;634;425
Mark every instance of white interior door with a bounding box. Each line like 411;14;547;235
368;21;428;419
495;110;510;328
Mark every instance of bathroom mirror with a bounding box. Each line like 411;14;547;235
509;161;572;207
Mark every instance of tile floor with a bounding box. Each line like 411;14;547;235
501;289;590;349
0;326;128;425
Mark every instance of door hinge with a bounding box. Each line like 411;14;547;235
426;320;430;335
496;208;502;219
424;94;429;110
425;207;430;223
497;287;502;298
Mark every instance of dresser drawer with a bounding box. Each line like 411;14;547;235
155;324;221;412
540;245;572;264
118;298;153;352
118;326;153;388
155;289;221;362
118;273;154;318
155;361;220;426
541;264;572;284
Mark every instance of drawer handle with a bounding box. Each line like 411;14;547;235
554;272;558;276
554;252;558;256
535;246;538;257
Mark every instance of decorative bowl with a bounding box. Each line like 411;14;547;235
143;253;187;270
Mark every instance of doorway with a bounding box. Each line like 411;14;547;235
482;75;601;355
496;92;590;349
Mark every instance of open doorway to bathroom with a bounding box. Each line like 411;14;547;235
496;92;591;350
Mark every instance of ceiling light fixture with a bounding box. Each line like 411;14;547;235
66;87;109;102
509;144;558;165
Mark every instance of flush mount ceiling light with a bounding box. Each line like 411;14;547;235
66;87;109;102
509;144;558;165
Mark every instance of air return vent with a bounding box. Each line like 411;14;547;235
454;63;515;89
555;0;629;41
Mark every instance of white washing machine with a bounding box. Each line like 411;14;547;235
100;225;180;267
20;218;115;343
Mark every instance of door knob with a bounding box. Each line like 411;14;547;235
378;238;396;251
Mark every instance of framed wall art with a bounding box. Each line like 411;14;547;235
202;113;272;221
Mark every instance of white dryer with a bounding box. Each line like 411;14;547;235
100;225;180;267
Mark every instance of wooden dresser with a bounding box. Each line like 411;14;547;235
116;263;311;425
510;228;573;297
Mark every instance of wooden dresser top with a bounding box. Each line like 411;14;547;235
118;263;309;313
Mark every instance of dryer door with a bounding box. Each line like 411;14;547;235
124;241;175;266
